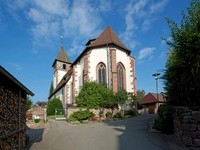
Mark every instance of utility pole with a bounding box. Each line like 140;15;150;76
152;73;161;101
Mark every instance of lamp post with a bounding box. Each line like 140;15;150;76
152;73;161;101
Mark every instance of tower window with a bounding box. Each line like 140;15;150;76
63;64;66;69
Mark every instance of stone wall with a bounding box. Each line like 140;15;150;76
174;107;200;148
66;108;119;118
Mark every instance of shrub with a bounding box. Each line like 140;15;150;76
47;98;64;116
124;110;137;117
34;118;40;123
68;116;78;122
114;112;123;119
153;105;174;134
105;111;112;118
68;110;94;122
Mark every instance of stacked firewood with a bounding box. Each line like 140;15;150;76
0;88;26;149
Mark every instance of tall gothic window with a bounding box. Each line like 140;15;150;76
97;63;106;85
117;63;124;90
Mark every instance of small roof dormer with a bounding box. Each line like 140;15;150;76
52;46;71;67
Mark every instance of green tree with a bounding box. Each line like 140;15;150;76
47;98;64;116
115;89;128;115
26;96;33;110
76;81;115;110
49;80;54;97
133;90;146;109
164;0;200;106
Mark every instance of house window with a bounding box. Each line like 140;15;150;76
117;63;124;90
97;63;106;85
63;64;66;69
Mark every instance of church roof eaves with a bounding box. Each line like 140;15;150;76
48;68;73;99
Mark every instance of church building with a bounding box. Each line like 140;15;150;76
49;26;136;110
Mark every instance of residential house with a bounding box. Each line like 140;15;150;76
140;93;166;114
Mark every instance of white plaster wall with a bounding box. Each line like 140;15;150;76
57;70;66;84
116;49;133;93
89;48;108;82
74;58;84;95
55;88;62;100
66;77;72;104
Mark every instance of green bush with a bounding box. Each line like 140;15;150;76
68;110;94;122
34;118;40;123
114;112;123;119
153;105;174;134
47;98;64;116
124;110;137;117
105;111;112;118
68;116;78;122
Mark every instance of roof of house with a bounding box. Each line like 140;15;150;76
72;26;131;66
48;68;73;99
140;93;166;104
0;65;34;96
52;46;71;67
88;26;130;52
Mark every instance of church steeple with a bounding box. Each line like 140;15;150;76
56;46;71;63
52;46;71;88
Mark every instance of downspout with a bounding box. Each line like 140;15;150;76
107;45;111;88
18;90;21;150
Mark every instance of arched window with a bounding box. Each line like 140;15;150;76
117;63;124;90
97;63;106;85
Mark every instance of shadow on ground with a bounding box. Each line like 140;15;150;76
103;114;169;150
26;128;44;150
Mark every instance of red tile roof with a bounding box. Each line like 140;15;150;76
140;93;166;104
87;26;130;52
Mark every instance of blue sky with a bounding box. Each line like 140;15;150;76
0;0;190;103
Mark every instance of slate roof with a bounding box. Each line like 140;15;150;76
0;65;34;96
87;26;130;52
52;46;71;67
72;26;131;66
140;93;166;104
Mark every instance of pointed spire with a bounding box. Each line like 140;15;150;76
88;26;130;51
57;46;71;63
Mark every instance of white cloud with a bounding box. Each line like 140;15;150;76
121;0;168;49
5;0;108;55
150;0;168;14
62;0;101;37
138;47;155;60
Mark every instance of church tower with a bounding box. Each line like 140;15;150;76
52;46;71;88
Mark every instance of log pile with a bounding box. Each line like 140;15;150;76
0;88;26;149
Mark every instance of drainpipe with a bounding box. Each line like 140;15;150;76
107;45;111;88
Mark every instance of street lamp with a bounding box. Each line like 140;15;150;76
152;73;161;101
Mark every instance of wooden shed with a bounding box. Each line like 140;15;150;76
140;93;166;114
0;65;34;149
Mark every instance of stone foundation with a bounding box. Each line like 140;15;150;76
174;107;200;148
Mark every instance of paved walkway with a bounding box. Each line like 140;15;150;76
30;115;170;150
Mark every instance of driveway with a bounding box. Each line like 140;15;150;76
30;115;170;150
